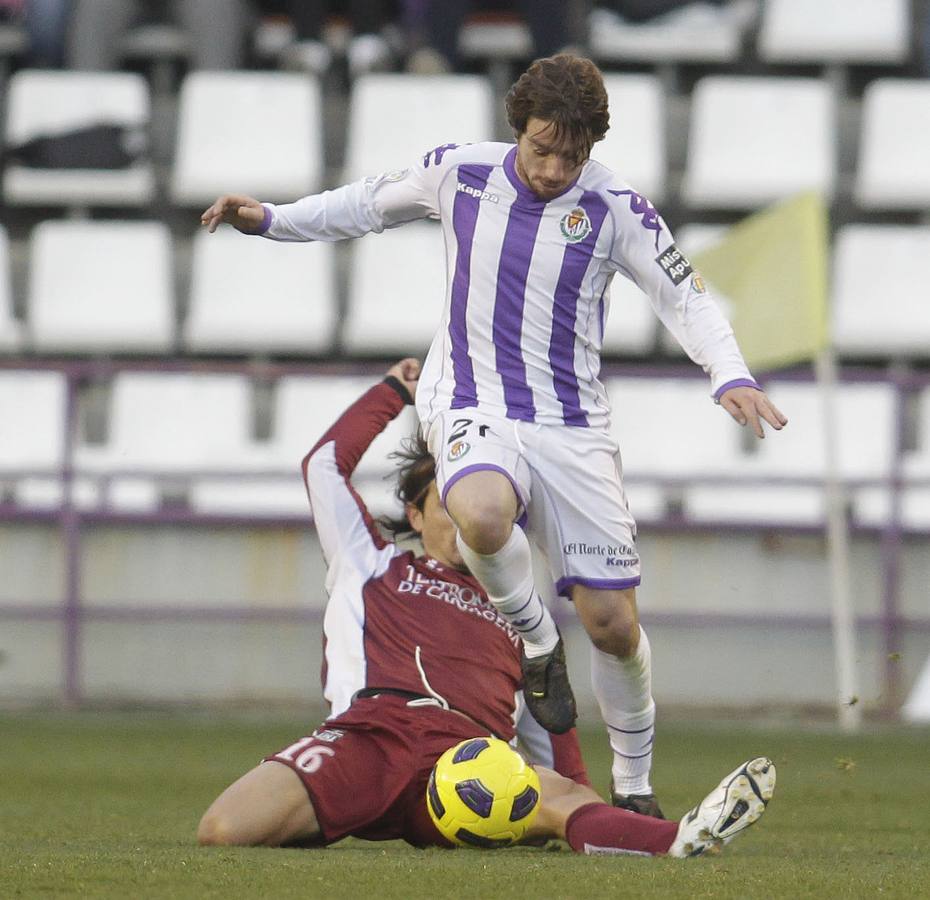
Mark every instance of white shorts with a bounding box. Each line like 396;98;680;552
426;409;640;598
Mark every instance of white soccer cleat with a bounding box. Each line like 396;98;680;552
668;757;776;858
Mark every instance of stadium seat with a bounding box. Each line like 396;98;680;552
682;77;836;209
192;374;417;517
591;74;666;204
589;2;753;64
600;275;656;358
171;71;323;206
0;226;22;353
343;222;445;355
28;221;174;354
77;372;260;512
3;69;155;208
831;225;930;359
0;370;96;509
343;74;494;180
858;385;930;531
684;381;896;525
758;0;909;63
854;80;930;210
606;377;744;521
184;229;336;355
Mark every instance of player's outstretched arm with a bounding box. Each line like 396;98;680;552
717;385;787;439
200;194;266;234
384;357;420;401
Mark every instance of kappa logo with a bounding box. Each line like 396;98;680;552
457;182;499;203
655;244;694;286
560;206;592;243
447;440;471;461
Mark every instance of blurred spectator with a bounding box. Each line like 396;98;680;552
405;0;572;74
597;0;726;22
25;0;73;67
275;1;396;77
66;0;254;70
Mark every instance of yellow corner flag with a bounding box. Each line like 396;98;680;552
690;191;829;372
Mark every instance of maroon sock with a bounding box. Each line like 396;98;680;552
565;802;679;856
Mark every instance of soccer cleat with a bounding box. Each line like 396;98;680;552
520;636;577;734
611;790;665;820
667;757;776;858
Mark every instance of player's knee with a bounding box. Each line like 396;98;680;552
197;811;242;847
586;608;639;658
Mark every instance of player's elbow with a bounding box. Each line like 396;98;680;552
197;811;241;847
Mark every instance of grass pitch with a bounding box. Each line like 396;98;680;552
1;710;928;899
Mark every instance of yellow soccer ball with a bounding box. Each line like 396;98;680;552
426;737;541;848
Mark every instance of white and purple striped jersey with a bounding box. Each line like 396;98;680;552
259;141;755;430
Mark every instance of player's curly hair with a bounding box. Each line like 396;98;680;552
380;431;435;538
505;54;610;161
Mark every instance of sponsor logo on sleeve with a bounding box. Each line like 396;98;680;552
655;244;694;286
560;206;592;243
607;189;663;248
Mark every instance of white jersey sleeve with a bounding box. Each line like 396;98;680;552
258;143;466;242
605;189;756;397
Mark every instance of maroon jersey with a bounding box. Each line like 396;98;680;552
302;381;522;740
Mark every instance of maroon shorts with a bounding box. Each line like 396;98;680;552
264;695;491;848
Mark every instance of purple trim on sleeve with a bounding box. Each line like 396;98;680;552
549;191;610;427
555;575;641;599
258;204;273;235
714;378;761;402
449;165;493;410
440;463;528;521
493;202;545;422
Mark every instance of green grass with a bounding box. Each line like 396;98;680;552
1;711;928;898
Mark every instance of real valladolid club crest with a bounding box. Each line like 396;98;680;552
560;206;591;243
447;440;470;461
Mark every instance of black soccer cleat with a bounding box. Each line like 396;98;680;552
610;790;665;820
521;636;577;734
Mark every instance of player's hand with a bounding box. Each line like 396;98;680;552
718;386;787;439
387;358;420;399
200;195;265;234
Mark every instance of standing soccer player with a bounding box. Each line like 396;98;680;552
202;54;787;817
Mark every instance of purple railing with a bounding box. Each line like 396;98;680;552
2;358;928;710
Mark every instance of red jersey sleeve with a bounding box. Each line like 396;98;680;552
302;380;408;580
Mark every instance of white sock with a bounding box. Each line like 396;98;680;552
591;627;655;796
455;528;559;657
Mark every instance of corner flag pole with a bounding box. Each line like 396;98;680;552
816;348;862;731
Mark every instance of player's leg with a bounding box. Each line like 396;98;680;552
428;410;575;733
572;584;662;817
531;758;776;857
198;761;320;847
524;424;658;810
528;767;677;855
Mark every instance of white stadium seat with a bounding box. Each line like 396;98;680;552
184;228;336;355
0;226;22;353
77;372;260;512
343;222;446;355
28;221;174;354
343;74;494;180
191;375;418;517
600;275;656;358
591;74;666;204
171;71;323;206
684;381;896;525
589;2;752;64
854;80;930;210
758;0;909;63
683;77;835;209
606;377;743;520
832;226;930;359
3;70;154;207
